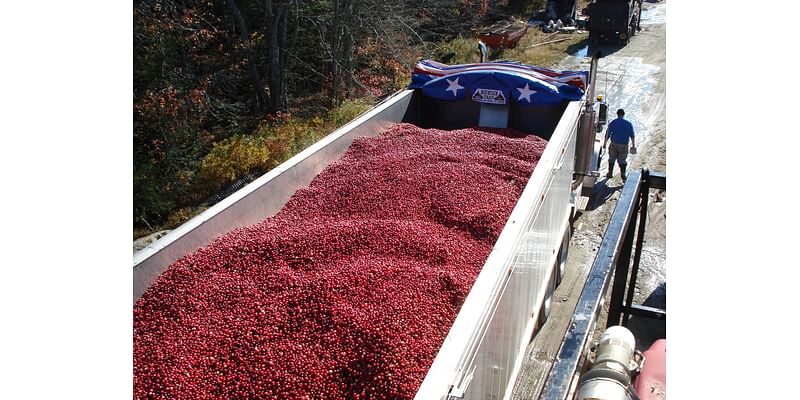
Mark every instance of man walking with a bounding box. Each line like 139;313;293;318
604;108;636;181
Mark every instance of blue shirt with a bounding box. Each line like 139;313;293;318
607;117;635;145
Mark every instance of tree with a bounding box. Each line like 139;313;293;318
133;0;526;231
265;0;290;111
226;0;269;110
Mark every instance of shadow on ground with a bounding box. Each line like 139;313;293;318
587;178;623;210
562;38;627;60
625;282;666;351
565;39;590;56
588;41;627;58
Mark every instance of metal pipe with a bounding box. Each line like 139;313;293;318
573;53;601;179
478;40;488;63
574;108;597;177
575;326;641;400
587;52;600;105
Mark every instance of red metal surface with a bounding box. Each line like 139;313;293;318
477;24;528;49
635;339;666;400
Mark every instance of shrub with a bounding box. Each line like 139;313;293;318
328;98;373;128
195;134;271;197
434;36;483;65
165;206;208;228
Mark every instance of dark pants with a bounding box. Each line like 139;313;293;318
608;142;629;168
607;142;629;179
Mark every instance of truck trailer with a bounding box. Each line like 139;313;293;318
133;56;606;400
586;0;643;45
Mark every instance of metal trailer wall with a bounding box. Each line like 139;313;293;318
133;90;415;302
133;88;582;400
415;100;581;400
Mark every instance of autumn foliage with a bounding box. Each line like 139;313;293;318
134;0;534;233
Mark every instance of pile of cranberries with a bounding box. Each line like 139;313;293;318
134;123;547;399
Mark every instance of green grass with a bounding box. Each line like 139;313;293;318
433;36;485;65
496;29;587;68
432;27;587;69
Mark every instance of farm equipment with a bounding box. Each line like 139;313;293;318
475;20;529;50
134;56;611;399
586;0;643;45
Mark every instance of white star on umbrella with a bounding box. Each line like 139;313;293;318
517;83;536;102
445;77;464;96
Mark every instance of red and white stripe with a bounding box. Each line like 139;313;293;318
414;59;586;89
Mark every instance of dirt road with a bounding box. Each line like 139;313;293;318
511;2;667;398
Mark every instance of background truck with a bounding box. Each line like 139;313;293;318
134;56;606;399
586;0;643;45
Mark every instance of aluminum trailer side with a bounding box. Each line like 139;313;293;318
133;59;602;399
133;90;416;302
415;99;581;400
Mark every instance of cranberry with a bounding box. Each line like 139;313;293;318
134;123;547;399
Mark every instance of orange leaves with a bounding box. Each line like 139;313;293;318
181;10;195;24
151;87;180;117
264;137;289;162
188;88;208;108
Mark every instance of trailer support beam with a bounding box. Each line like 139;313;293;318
536;168;666;400
538;170;642;400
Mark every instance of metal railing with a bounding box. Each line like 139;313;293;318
537;168;666;400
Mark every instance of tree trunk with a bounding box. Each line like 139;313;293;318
330;0;341;107
226;0;268;111
329;0;360;100
265;0;289;111
277;0;289;109
342;0;355;97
